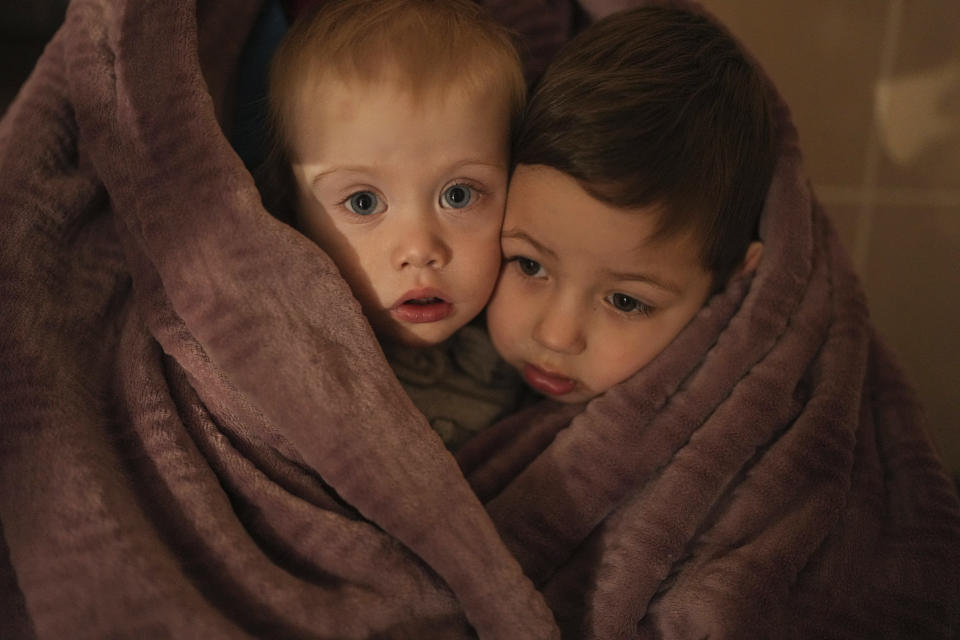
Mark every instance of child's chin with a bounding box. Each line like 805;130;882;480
550;391;596;404
383;322;460;349
532;385;600;404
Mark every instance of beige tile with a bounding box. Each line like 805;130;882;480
817;200;861;255
874;2;960;190
876;132;960;192
863;206;960;472
888;1;959;75
699;0;887;188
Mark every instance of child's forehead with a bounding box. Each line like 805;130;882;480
306;61;499;97
287;62;513;127
282;74;514;162
505;165;708;269
285;71;512;170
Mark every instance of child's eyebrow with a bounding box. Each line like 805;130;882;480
309;166;373;185
601;268;681;295
453;160;507;171
501;229;556;260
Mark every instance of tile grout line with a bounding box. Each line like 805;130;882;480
853;0;903;273
816;185;960;208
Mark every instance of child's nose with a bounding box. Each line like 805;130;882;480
392;213;451;270
532;302;586;355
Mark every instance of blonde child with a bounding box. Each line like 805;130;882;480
264;0;527;447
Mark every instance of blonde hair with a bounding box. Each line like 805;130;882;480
267;0;526;158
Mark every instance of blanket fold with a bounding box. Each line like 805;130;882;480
2;0;958;638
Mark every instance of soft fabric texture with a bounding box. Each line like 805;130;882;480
1;0;958;639
385;322;525;451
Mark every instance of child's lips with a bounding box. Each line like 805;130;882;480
390;288;453;324
523;363;577;396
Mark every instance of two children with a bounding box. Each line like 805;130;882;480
266;1;775;433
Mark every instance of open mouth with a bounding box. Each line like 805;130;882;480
404;296;445;305
391;291;453;324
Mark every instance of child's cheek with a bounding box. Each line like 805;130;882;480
488;271;529;360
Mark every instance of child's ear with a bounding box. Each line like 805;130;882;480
736;241;764;277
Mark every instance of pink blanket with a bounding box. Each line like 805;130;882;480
2;0;958;638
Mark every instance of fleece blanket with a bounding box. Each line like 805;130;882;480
1;0;958;638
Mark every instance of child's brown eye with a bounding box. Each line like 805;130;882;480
611;293;636;311
517;257;542;277
609;293;653;315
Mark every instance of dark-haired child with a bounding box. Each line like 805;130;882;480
487;5;777;403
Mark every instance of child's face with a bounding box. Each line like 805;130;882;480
289;77;509;347
487;165;714;403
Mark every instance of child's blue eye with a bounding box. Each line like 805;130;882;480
441;184;473;209
608;293;654;316
346;191;380;215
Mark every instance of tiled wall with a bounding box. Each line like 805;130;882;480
700;0;960;473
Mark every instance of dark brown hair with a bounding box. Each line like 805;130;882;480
514;6;777;288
